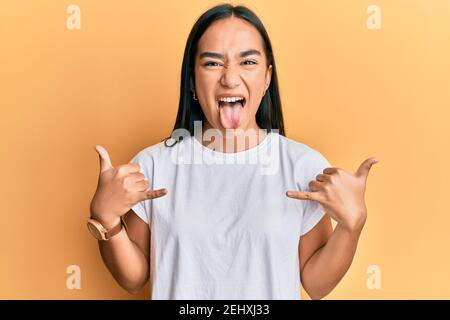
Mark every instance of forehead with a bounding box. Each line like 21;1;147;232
197;17;265;55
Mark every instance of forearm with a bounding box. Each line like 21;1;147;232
301;223;363;299
98;226;149;294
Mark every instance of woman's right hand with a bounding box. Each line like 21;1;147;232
89;145;167;228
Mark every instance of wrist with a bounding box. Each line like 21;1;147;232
337;213;367;235
90;214;121;230
90;203;121;230
87;215;126;241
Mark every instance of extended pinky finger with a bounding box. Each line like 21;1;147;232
285;190;322;203
146;188;168;200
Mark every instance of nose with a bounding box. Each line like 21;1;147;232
220;65;241;88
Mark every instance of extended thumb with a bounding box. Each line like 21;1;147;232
95;145;113;173
355;156;379;179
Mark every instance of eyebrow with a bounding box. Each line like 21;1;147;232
199;49;261;59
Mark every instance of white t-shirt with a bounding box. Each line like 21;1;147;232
130;131;331;300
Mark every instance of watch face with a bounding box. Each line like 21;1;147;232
87;221;104;240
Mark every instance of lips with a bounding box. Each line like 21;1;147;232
216;96;246;109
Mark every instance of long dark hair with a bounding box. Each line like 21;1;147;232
165;3;285;146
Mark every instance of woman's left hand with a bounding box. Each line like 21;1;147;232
286;157;379;233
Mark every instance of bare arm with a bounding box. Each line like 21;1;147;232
299;214;363;299
291;157;379;300
96;209;150;294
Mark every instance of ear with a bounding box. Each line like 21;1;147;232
265;65;273;90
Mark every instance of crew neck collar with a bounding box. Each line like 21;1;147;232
192;131;273;160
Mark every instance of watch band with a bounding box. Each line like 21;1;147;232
104;219;121;240
104;216;128;240
87;216;129;241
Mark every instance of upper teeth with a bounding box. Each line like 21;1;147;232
218;97;244;103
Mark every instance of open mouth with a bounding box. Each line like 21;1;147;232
217;97;246;109
216;96;246;129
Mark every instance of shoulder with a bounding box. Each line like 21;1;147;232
275;133;329;165
130;140;164;163
274;133;331;181
129;137;176;163
129;135;192;165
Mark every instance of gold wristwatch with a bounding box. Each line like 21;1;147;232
87;216;128;241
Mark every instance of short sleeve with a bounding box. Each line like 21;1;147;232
295;150;332;236
129;151;154;225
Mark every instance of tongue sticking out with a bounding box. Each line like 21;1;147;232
219;101;243;129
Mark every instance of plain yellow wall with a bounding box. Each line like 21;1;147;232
1;0;449;299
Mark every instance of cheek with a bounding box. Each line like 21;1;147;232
246;71;266;91
246;76;266;108
195;73;217;111
195;73;212;94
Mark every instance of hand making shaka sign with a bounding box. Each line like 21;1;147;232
286;157;379;232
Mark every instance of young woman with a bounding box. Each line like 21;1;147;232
88;4;378;300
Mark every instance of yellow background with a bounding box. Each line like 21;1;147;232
1;0;449;299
